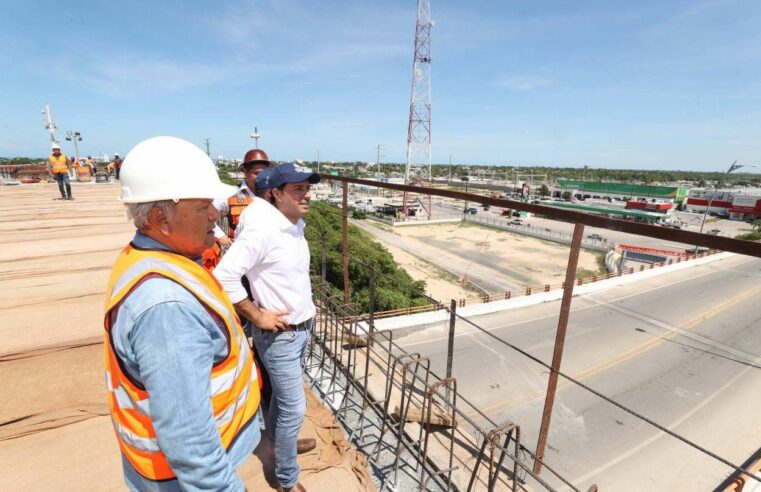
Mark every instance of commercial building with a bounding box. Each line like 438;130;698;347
541;200;668;224
555;179;688;205
686;188;761;220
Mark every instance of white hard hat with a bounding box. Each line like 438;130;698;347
120;136;237;203
114;153;119;157
51;143;61;150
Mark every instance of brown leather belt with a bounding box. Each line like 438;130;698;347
280;319;312;331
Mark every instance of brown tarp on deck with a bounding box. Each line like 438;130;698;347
0;183;374;491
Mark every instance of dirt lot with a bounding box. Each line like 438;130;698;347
381;222;603;300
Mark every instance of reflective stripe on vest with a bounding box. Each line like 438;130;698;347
103;245;260;481
49;154;68;174
227;194;253;230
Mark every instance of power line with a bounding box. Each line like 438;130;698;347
451;310;761;485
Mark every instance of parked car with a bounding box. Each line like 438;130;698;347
685;247;709;254
707;228;721;235
661;222;682;229
510;218;523;225
587;233;604;241
467;207;478;214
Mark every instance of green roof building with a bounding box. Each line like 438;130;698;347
542;201;667;222
556;180;688;203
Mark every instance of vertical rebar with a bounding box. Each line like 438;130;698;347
446;299;456;399
533;221;584;474
368;262;376;347
342;181;350;304
321;235;327;281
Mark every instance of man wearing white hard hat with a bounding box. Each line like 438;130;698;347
103;136;262;491
47;143;73;200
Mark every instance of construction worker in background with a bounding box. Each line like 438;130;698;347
47;143;73;200
202;149;272;271
214;163;322;492
104;136;261;491
85;155;96;176
214;148;272;244
109;153;123;180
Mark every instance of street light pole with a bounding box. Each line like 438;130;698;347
65;131;82;162
696;161;757;236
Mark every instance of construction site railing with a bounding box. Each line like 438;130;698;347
306;280;577;491
307;175;761;490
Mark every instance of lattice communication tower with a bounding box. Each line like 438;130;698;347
402;0;433;218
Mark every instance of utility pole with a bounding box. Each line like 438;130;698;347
42;104;58;145
317;149;320;175
448;154;452;182
402;0;433;218
204;138;211;157
250;127;260;149
376;144;385;196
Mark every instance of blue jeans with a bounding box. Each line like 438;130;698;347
53;172;71;199
251;320;312;488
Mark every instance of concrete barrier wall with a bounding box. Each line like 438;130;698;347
366;251;735;333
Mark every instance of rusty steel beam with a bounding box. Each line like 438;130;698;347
324;175;761;258
341;181;350;304
533;222;584;474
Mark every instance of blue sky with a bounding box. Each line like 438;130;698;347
2;0;761;171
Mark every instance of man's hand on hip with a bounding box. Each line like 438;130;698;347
233;298;290;332
254;308;290;332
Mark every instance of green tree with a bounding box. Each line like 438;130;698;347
539;184;550;197
304;201;429;313
753;219;761;232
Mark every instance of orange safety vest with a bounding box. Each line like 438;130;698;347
227;193;254;232
201;243;221;272
49;154;69;174
200;190;253;272
103;245;260;481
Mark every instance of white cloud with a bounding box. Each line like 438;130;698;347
497;76;553;91
201;0;410;76
30;52;230;97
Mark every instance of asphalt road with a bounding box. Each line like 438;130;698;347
393;253;761;491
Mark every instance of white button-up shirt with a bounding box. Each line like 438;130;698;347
213;202;316;325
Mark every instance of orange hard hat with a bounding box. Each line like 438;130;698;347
242;149;270;167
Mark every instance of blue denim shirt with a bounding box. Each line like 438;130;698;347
111;231;260;492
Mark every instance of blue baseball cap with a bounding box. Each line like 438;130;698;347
255;166;276;190
266;163;321;189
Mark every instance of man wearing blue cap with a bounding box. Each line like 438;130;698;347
214;163;321;492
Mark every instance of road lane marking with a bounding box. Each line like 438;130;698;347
584;289;761;369
563;364;756;490
469;281;761;418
